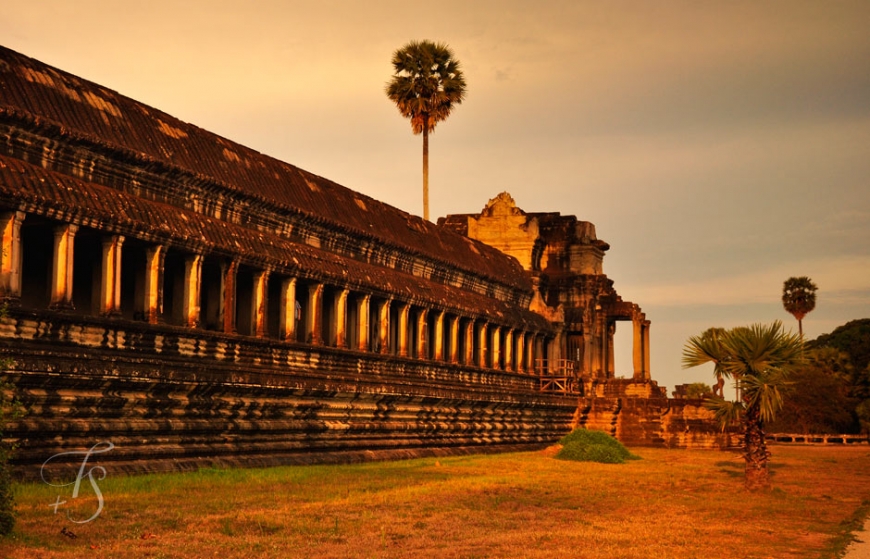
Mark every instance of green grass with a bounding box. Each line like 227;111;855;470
1;446;869;558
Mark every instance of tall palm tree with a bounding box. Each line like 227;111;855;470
386;40;466;221
683;321;804;491
782;276;818;338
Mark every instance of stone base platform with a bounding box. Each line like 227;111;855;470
1;311;735;480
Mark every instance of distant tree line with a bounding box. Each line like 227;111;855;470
769;318;870;435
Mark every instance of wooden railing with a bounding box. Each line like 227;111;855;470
536;359;579;394
766;434;869;445
535;359;575;375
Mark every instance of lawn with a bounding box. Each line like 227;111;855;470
2;445;869;558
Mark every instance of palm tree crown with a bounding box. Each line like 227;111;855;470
782;276;818;337
683;321;804;490
386;40;466;221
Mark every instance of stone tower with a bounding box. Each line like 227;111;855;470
440;192;651;385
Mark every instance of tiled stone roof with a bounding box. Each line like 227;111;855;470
0;45;529;294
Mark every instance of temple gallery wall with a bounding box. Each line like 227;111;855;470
0;45;734;477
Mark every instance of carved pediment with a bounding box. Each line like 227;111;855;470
481;192;525;218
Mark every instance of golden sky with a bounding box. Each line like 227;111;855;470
2;0;869;389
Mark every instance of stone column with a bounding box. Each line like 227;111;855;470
416;308;428;359
307;283;323;345
526;333;535;374
220;260;238;333
143;245;164;324
606;323;616;377
550;334;563;366
463;320;474;365
632;316;643;379
99;235;124;315
0;211;25;300
590;324;603;377
251;269;269;338
279;277;297;341
50;223;77;309
477;322;488;368
357;294;370;351
515;332;525;374
334;288;349;348
535;335;545;374
526;333;538;374
398;302;410;357
182;254;202;328
642;320;651;380
582;330;595;377
378;299;391;354
432;311;445;361
448;315;460;364
504;329;514;371
491;326;502;370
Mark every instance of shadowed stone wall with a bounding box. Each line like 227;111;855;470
1;309;578;479
2;309;735;480
574;395;739;450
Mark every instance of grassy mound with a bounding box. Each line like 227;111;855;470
555;429;641;464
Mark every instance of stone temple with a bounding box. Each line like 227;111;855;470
0;46;732;477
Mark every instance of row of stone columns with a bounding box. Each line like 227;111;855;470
0;211;550;373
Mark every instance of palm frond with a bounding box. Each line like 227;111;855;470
741;369;793;423
718;321;804;378
703;397;744;430
682;334;722;370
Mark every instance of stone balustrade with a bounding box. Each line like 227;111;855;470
766;434;869;445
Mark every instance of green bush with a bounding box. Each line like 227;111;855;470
555;429;640;464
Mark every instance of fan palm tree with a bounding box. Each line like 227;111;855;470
386;40;466;221
782;276;818;338
683;321;804;491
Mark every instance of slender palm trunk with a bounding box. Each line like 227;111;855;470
743;403;770;491
422;122;429;221
798;318;805;358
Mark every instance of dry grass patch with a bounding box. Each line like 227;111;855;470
1;446;869;558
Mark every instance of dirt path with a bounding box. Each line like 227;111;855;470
845;518;870;559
